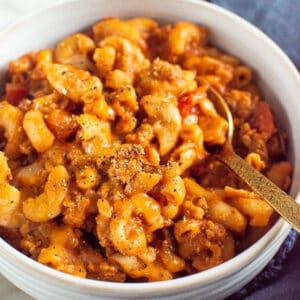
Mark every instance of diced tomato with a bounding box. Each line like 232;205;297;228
178;86;207;118
249;101;276;141
178;95;198;118
5;82;29;105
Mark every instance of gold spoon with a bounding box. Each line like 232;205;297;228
206;84;300;233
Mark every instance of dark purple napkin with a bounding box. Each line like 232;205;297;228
244;232;300;300
229;230;299;299
209;1;300;299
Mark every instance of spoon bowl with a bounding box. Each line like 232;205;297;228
206;84;300;233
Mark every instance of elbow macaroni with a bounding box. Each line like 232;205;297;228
0;17;292;282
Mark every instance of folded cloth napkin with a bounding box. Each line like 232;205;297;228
210;1;300;299
211;0;300;68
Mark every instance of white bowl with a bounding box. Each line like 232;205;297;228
0;0;300;299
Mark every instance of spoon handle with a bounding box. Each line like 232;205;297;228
217;151;300;233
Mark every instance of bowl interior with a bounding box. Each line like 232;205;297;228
0;0;300;295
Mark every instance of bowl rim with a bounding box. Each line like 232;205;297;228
0;219;291;295
0;0;299;295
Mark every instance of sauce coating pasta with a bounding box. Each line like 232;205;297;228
0;17;292;282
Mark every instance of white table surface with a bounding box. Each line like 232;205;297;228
0;1;63;299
